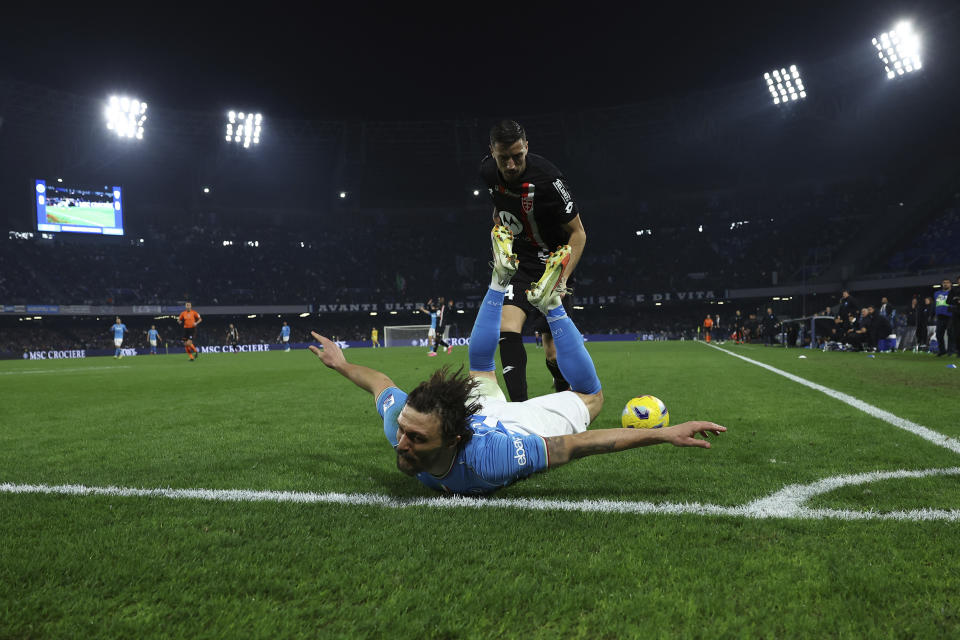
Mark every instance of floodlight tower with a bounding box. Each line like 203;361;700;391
105;95;148;139
872;22;922;79
226;111;262;148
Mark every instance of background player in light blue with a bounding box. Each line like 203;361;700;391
146;325;161;355
110;317;128;359
278;321;292;352
309;226;725;495
417;300;440;356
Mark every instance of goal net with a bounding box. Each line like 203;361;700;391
383;325;450;348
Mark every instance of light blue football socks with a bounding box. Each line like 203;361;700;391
546;305;602;395
469;286;505;373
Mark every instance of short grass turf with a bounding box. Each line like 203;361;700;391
45;203;116;228
1;341;959;638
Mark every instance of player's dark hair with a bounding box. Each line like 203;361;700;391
406;366;481;447
489;120;526;147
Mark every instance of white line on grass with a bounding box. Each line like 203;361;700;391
0;366;131;376
704;342;960;455
745;466;960;518
3;468;960;522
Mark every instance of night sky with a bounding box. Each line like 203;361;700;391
2;1;953;121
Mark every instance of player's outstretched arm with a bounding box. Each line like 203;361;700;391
308;331;395;398
417;300;433;315
545;421;726;469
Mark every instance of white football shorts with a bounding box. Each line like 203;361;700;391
468;375;589;438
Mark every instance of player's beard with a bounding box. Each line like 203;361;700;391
503;168;521;183
396;451;420;476
396;446;450;477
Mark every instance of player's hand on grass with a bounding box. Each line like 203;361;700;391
308;332;347;370
665;421;726;449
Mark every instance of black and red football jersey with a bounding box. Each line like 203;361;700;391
479;153;580;265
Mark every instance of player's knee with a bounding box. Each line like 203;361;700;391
578;389;604;423
500;306;526;333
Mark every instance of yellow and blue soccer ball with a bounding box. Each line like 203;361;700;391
621;395;669;429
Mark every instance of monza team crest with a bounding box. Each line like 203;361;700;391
521;194;534;213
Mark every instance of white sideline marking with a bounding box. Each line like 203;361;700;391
3;467;960;522
705;343;960;455
0;366;131;376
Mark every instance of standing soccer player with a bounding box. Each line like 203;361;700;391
177;302;202;361
419;300;440;357
226;323;240;351
110;317;128;358
480;120;586;401
146;325;161;355
278;321;292;352
371;327;380;348
430;296;452;356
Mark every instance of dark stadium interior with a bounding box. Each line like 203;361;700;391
1;3;959;353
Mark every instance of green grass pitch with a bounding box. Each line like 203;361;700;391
46;203;116;228
2;342;959;638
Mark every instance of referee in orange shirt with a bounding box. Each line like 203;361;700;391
177;301;202;361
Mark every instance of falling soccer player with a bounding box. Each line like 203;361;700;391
308;226;725;495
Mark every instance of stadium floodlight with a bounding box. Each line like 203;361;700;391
226;110;262;148
764;65;806;105
105;95;148;139
872;22;921;79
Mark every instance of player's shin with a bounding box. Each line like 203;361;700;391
499;332;528;401
468;287;505;372
545;358;570;393
545;305;601;395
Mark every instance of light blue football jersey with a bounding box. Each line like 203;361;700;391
377;387;548;495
